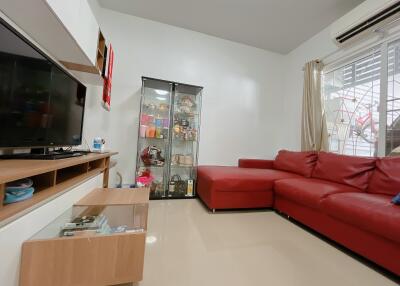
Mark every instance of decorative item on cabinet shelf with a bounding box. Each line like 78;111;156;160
4;178;35;204
142;103;170;116
102;44;114;111
139;125;147;138
140;146;165;166
154;117;163;128
174;112;198;120
140;124;168;139
136;168;154;188
143;103;156;114
140;114;154;125
141;111;169;126
187;179;194;196
169;175;187;196
145;125;156;138
171;154;193;166
173;122;198;141
158;103;169;113
150;180;163;197
161;127;169;139
177;95;196;114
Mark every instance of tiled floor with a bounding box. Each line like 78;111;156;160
139;199;397;286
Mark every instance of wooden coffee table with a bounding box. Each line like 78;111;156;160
19;188;149;286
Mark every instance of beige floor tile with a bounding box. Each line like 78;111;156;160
139;199;397;286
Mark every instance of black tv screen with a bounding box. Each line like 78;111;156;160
0;17;86;148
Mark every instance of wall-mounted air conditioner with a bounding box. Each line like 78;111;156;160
331;0;400;46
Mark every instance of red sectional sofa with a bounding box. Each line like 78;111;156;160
196;150;400;275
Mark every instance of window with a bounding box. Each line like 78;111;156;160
386;40;400;155
323;52;381;156
323;38;400;157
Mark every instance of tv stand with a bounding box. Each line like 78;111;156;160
0;152;118;225
0;148;85;160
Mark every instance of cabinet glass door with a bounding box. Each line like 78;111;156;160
136;78;172;199
167;83;202;198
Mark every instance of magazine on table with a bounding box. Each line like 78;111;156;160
61;214;109;236
60;214;133;237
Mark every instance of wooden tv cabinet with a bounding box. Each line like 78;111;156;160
0;152;117;226
19;188;149;286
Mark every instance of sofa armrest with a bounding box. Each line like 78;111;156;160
238;159;274;169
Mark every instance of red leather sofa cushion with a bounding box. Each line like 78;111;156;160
368;156;400;196
275;195;400;275
273;150;318;177
197;166;301;193
312;152;376;190
274;178;360;209
238;159;274;169
320;192;400;243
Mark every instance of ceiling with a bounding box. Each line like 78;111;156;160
97;0;365;54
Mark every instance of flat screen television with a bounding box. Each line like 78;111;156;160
0;17;86;150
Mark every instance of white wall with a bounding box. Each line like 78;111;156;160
279;27;338;150
0;175;103;286
84;2;286;185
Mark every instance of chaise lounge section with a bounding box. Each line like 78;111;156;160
196;150;400;275
196;165;301;211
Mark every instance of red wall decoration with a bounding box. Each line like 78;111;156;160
102;44;114;111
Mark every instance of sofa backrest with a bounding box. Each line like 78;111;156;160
273;150;318;177
311;152;376;191
368;156;400;196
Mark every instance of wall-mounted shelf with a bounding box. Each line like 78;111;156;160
0;152;117;226
96;31;106;74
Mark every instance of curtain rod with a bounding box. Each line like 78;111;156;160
301;38;380;71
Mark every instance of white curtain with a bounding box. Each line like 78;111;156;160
301;60;329;152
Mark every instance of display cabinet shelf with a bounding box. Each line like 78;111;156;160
139;137;167;141
173;139;197;142
171;165;195;168
139;165;165;169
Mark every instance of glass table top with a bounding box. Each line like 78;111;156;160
31;204;148;240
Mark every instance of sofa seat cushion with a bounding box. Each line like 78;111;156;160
312;152;376;190
368;156;400;196
273;150;318;177
274;178;361;209
321;192;400;243
197;166;301;192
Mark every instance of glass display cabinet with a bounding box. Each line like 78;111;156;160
135;77;203;199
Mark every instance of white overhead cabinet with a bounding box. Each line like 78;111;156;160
0;0;105;85
46;0;99;66
76;0;100;66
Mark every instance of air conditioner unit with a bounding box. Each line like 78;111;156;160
331;0;400;46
